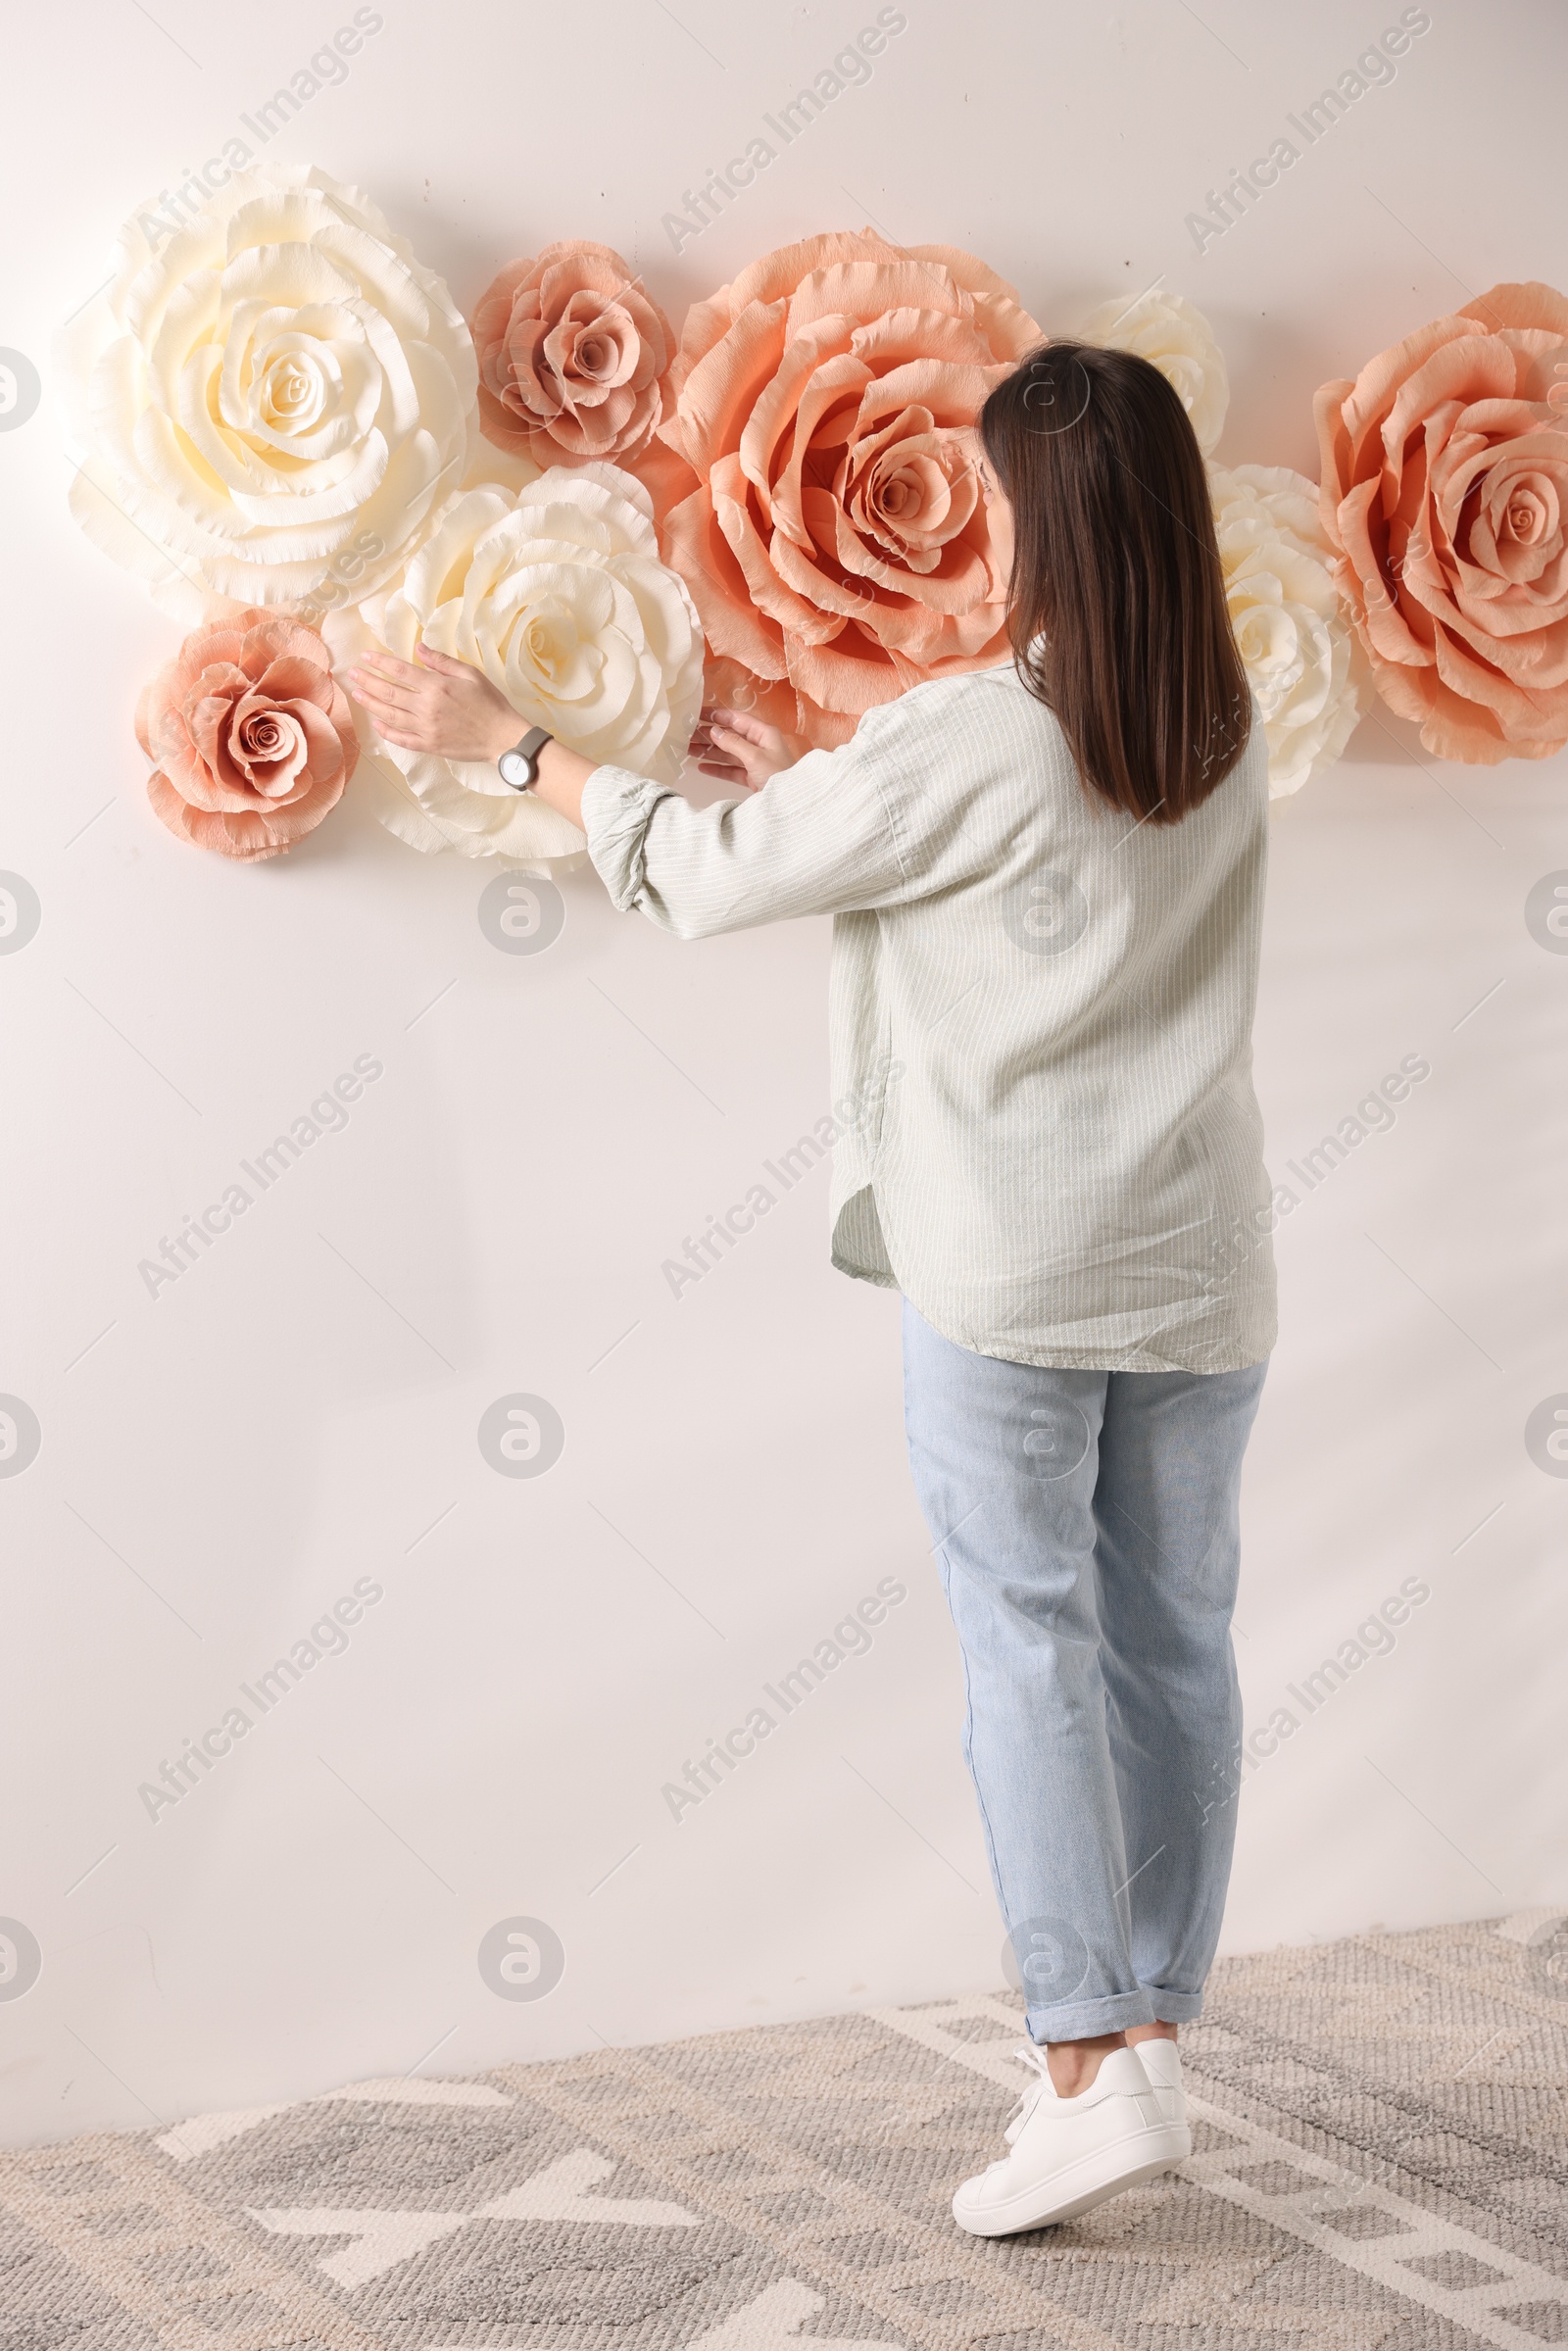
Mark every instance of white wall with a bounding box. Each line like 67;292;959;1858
2;0;1564;2148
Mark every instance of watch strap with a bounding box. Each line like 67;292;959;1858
499;723;554;791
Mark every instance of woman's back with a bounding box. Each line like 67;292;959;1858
824;663;1276;1373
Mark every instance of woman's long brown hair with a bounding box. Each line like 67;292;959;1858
978;340;1250;823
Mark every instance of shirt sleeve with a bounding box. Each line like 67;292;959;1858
580;688;973;940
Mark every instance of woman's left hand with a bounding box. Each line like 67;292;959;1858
689;705;806;790
348;644;522;762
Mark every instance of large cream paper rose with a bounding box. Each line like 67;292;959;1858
339;464;704;866
1081;287;1229;456
58;163;476;624
1315;281;1568;761
1209;463;1367;797
657;229;1040;748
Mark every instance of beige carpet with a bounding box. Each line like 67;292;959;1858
2;1913;1565;2351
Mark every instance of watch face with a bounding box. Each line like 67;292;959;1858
498;749;531;790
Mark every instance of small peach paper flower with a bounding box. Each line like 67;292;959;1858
136;611;357;859
658;229;1041;747
1315;281;1568;762
473;242;676;468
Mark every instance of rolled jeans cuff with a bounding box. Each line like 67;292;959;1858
1026;1984;1207;2040
1025;1986;1158;2041
1143;1987;1206;2024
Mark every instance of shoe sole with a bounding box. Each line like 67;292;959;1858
952;2123;1192;2238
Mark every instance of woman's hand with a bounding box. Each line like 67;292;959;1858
690;704;806;792
348;644;522;762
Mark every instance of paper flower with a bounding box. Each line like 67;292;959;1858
1315;281;1568;762
1209;464;1368;797
339;464;704;865
136;610;357;858
59;163;476;624
473;241;676;466
657;229;1040;748
1080;287;1229;456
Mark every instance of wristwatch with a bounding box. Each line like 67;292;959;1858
497;724;553;792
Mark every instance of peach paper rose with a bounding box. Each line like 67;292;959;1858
658;229;1041;747
1315;281;1568;762
136;611;357;859
473;241;676;467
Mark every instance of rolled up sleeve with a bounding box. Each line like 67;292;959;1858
580;710;921;941
581;765;668;914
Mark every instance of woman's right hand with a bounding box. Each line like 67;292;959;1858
689;704;806;791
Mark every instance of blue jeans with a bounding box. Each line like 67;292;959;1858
901;1298;1268;2043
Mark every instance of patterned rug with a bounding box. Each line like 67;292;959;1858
3;1912;1565;2351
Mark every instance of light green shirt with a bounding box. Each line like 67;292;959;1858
583;662;1276;1373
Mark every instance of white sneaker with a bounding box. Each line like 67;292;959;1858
952;2044;1190;2237
1130;2035;1188;2133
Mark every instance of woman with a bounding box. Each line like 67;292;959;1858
350;340;1275;2238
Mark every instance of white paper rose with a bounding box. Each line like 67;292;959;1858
1209;463;1368;797
1080;288;1229;456
339;463;705;866
58;162;476;623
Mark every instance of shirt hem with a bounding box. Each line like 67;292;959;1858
831;1178;1275;1370
886;1288;1277;1375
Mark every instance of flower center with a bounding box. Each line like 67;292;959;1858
849;426;973;561
228;703;307;796
238;710;287;757
570;325;621;382
525;614;566;675
492;579;608;709
258;346;326;432
1505;486;1548;544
